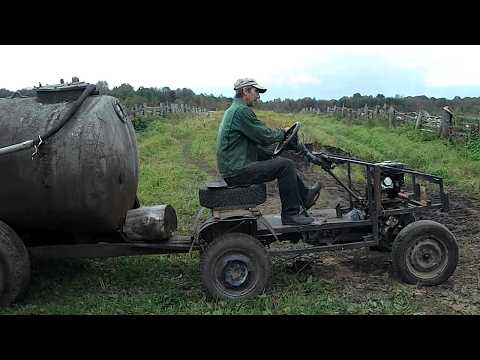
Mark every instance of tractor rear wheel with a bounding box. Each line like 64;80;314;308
200;232;271;300
0;220;31;307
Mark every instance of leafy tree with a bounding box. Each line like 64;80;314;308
167;90;176;103
96;81;110;94
0;88;13;98
110;83;135;99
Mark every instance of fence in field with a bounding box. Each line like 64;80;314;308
302;104;480;140
128;102;208;117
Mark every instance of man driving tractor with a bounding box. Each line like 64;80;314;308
216;78;321;225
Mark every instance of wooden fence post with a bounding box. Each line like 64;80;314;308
415;110;423;130
440;106;453;139
388;106;396;128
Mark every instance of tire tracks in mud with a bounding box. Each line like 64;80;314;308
414;191;480;314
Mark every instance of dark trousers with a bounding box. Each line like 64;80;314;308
224;157;310;216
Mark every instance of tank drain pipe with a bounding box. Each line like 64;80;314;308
0;84;97;158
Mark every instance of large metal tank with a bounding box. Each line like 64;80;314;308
0;81;139;236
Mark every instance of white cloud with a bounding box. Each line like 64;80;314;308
333;45;480;87
0;45;331;91
1;45;480;94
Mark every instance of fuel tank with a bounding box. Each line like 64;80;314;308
0;81;139;235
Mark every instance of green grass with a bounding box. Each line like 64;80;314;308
299;114;480;195
3;255;422;315
2;111;475;315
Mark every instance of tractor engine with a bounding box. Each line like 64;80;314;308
377;161;405;198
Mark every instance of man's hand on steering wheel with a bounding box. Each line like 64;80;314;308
273;122;301;156
284;132;300;152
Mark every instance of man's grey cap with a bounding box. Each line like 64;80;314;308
234;78;267;93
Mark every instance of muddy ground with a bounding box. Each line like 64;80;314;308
255;156;480;314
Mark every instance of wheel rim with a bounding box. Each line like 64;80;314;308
406;235;448;280
213;252;258;298
224;259;249;287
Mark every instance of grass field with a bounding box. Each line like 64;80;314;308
1;111;479;315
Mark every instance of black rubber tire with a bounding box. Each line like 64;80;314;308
198;183;266;209
200;232;271;300
132;195;141;209
0;220;31;307
392;220;458;286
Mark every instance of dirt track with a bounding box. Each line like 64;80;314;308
256;155;480;314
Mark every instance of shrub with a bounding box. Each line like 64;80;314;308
131;115;157;132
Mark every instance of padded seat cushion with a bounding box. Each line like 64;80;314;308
199;182;267;209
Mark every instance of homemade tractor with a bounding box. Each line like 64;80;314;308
0;83;458;304
195;122;458;299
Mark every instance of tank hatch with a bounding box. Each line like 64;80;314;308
35;77;98;103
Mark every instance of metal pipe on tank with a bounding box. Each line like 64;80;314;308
0;140;34;156
0;84;97;158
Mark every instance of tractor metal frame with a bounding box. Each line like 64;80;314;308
195;154;449;257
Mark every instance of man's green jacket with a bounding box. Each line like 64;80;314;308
216;98;285;178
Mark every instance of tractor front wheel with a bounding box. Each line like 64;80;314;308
392;220;458;286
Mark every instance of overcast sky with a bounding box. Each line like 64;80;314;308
2;45;480;100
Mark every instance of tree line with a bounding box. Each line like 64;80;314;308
95;81;233;111
1;82;480;116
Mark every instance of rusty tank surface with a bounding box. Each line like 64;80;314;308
0;80;139;237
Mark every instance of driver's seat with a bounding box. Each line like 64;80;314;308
199;179;267;210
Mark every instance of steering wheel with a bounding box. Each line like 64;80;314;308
273;122;301;156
